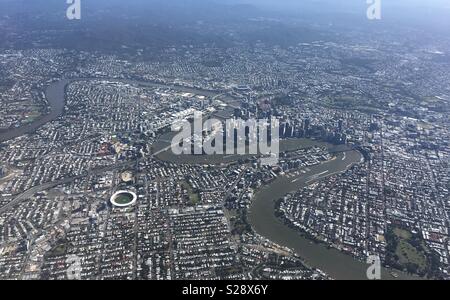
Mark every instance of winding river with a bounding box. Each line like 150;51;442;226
0;78;418;280
0;79;70;143
248;149;416;280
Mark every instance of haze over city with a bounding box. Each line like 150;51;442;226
0;0;449;284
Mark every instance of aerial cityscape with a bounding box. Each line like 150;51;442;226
0;0;449;282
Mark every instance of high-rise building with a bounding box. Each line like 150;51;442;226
304;118;311;132
338;119;344;132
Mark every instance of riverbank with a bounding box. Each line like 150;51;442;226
248;145;420;280
0;77;238;143
0;77;420;280
0;79;70;143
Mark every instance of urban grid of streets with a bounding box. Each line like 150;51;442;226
0;11;450;280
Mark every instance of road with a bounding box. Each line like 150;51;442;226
0;139;178;214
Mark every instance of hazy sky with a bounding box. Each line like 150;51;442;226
1;0;449;31
233;0;450;8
